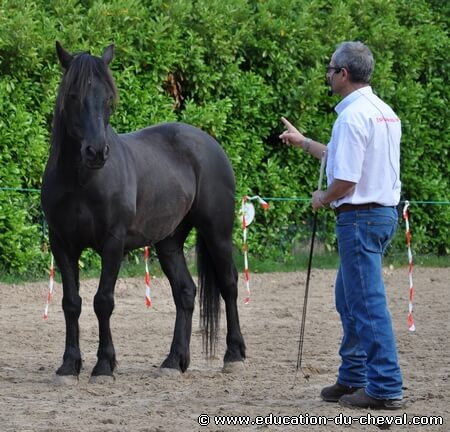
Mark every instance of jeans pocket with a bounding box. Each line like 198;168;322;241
364;220;397;254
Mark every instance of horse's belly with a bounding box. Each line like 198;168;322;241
127;210;186;247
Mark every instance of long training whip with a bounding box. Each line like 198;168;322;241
295;150;327;381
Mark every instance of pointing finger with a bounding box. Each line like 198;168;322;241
281;117;293;129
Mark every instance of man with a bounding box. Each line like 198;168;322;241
279;41;403;410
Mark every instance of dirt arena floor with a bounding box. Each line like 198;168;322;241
0;266;449;431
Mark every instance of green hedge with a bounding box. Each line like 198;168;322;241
0;0;448;275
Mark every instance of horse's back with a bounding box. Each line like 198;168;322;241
121;122;235;196
123;122;230;165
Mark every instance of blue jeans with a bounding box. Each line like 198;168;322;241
335;207;403;400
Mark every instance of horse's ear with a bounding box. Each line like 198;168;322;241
56;41;73;70
102;44;115;65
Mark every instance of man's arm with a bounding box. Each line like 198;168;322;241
312;179;356;210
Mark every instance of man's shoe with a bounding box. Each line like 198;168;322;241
339;388;404;410
320;382;363;402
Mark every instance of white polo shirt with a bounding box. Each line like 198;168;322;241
326;86;401;208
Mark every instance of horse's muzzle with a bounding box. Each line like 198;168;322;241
84;145;109;169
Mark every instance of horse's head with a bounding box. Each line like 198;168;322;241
55;42;118;169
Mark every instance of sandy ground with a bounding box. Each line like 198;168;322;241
0;266;449;431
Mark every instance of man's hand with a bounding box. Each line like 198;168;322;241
312;190;326;210
279;117;305;147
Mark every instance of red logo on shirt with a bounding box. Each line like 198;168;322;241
376;117;400;123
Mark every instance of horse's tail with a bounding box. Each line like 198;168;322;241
196;233;221;358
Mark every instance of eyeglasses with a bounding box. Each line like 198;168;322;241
326;66;342;73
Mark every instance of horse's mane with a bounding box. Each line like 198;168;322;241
50;52;118;163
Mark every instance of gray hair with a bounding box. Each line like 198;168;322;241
332;41;374;84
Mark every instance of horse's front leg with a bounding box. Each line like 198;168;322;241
91;235;124;380
49;231;83;379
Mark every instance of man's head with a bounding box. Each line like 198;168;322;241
331;41;374;84
327;41;374;97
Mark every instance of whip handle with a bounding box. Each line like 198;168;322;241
317;150;327;190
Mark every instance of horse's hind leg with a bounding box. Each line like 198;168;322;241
155;221;195;373
197;228;246;368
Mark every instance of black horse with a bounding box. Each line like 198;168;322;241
41;42;246;382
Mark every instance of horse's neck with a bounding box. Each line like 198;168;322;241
51;134;77;167
48;133;87;189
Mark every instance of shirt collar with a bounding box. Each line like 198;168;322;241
335;86;373;114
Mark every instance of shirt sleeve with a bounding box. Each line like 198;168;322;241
332;121;367;183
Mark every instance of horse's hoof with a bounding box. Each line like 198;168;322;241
53;374;79;386
222;361;245;374
89;375;115;384
155;367;182;377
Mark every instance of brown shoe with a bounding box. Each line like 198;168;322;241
339;388;404;410
320;382;363;402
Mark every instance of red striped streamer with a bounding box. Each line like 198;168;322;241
402;201;415;331
241;196;250;304
241;195;269;304
43;254;55;320
144;246;152;308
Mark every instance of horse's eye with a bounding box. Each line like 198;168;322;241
105;96;114;113
67;93;80;107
